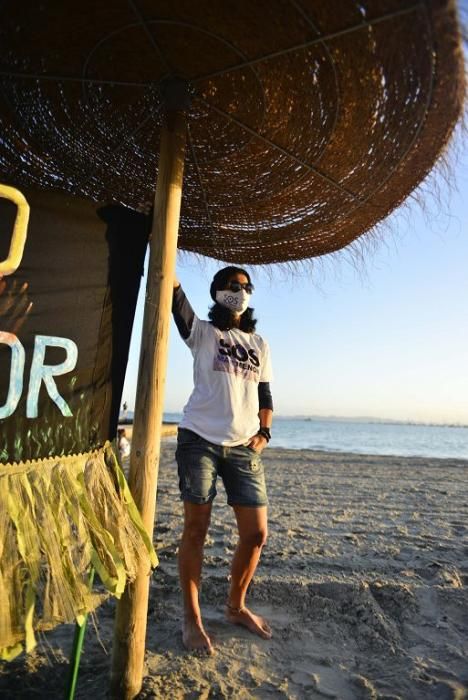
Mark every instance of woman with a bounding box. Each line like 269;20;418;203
117;428;131;461
172;266;273;654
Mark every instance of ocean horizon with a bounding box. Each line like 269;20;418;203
119;412;468;461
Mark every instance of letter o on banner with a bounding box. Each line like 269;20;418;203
0;331;25;419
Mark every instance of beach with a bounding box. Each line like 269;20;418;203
1;443;467;699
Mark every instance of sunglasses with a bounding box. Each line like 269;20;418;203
226;281;254;294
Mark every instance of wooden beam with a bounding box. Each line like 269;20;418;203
110;100;187;699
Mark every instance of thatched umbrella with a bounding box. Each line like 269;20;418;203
0;0;464;697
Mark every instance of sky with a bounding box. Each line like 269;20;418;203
122;136;468;426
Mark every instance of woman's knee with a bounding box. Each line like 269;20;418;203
240;527;268;549
182;502;211;544
182;519;210;546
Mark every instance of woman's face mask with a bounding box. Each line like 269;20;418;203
215;288;251;315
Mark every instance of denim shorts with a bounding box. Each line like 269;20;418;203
175;428;268;507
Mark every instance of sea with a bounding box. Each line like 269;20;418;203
159;413;468;461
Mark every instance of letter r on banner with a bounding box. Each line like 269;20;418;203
27;335;78;418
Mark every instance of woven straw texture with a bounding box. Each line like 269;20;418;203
0;0;464;264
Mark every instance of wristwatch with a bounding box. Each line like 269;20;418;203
257;427;271;442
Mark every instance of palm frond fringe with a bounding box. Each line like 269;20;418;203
0;444;157;660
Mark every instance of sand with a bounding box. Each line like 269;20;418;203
1;442;467;699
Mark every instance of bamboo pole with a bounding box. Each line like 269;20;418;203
110;83;188;699
66;568;95;700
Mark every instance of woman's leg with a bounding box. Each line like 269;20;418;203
178;501;213;653
227;505;272;638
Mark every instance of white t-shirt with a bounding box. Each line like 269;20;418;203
179;316;273;446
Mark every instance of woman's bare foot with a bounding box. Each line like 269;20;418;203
226;604;272;639
182;618;214;655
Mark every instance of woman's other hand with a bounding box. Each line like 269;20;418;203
246;433;268;453
174;276;181;289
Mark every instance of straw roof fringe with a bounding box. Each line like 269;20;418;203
0;1;465;264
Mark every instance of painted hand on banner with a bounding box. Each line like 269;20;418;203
0;277;33;335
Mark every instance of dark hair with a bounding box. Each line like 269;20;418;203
208;266;257;333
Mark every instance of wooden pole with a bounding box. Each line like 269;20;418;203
110;81;188;699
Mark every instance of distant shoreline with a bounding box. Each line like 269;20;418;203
273;415;468;428
119;415;467;430
118;423;178;439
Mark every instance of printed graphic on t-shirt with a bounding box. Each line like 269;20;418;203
213;338;260;381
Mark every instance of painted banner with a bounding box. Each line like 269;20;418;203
0;187;149;463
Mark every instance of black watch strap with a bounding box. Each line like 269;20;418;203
258;427;271;442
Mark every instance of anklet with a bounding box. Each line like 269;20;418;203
226;602;246;614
